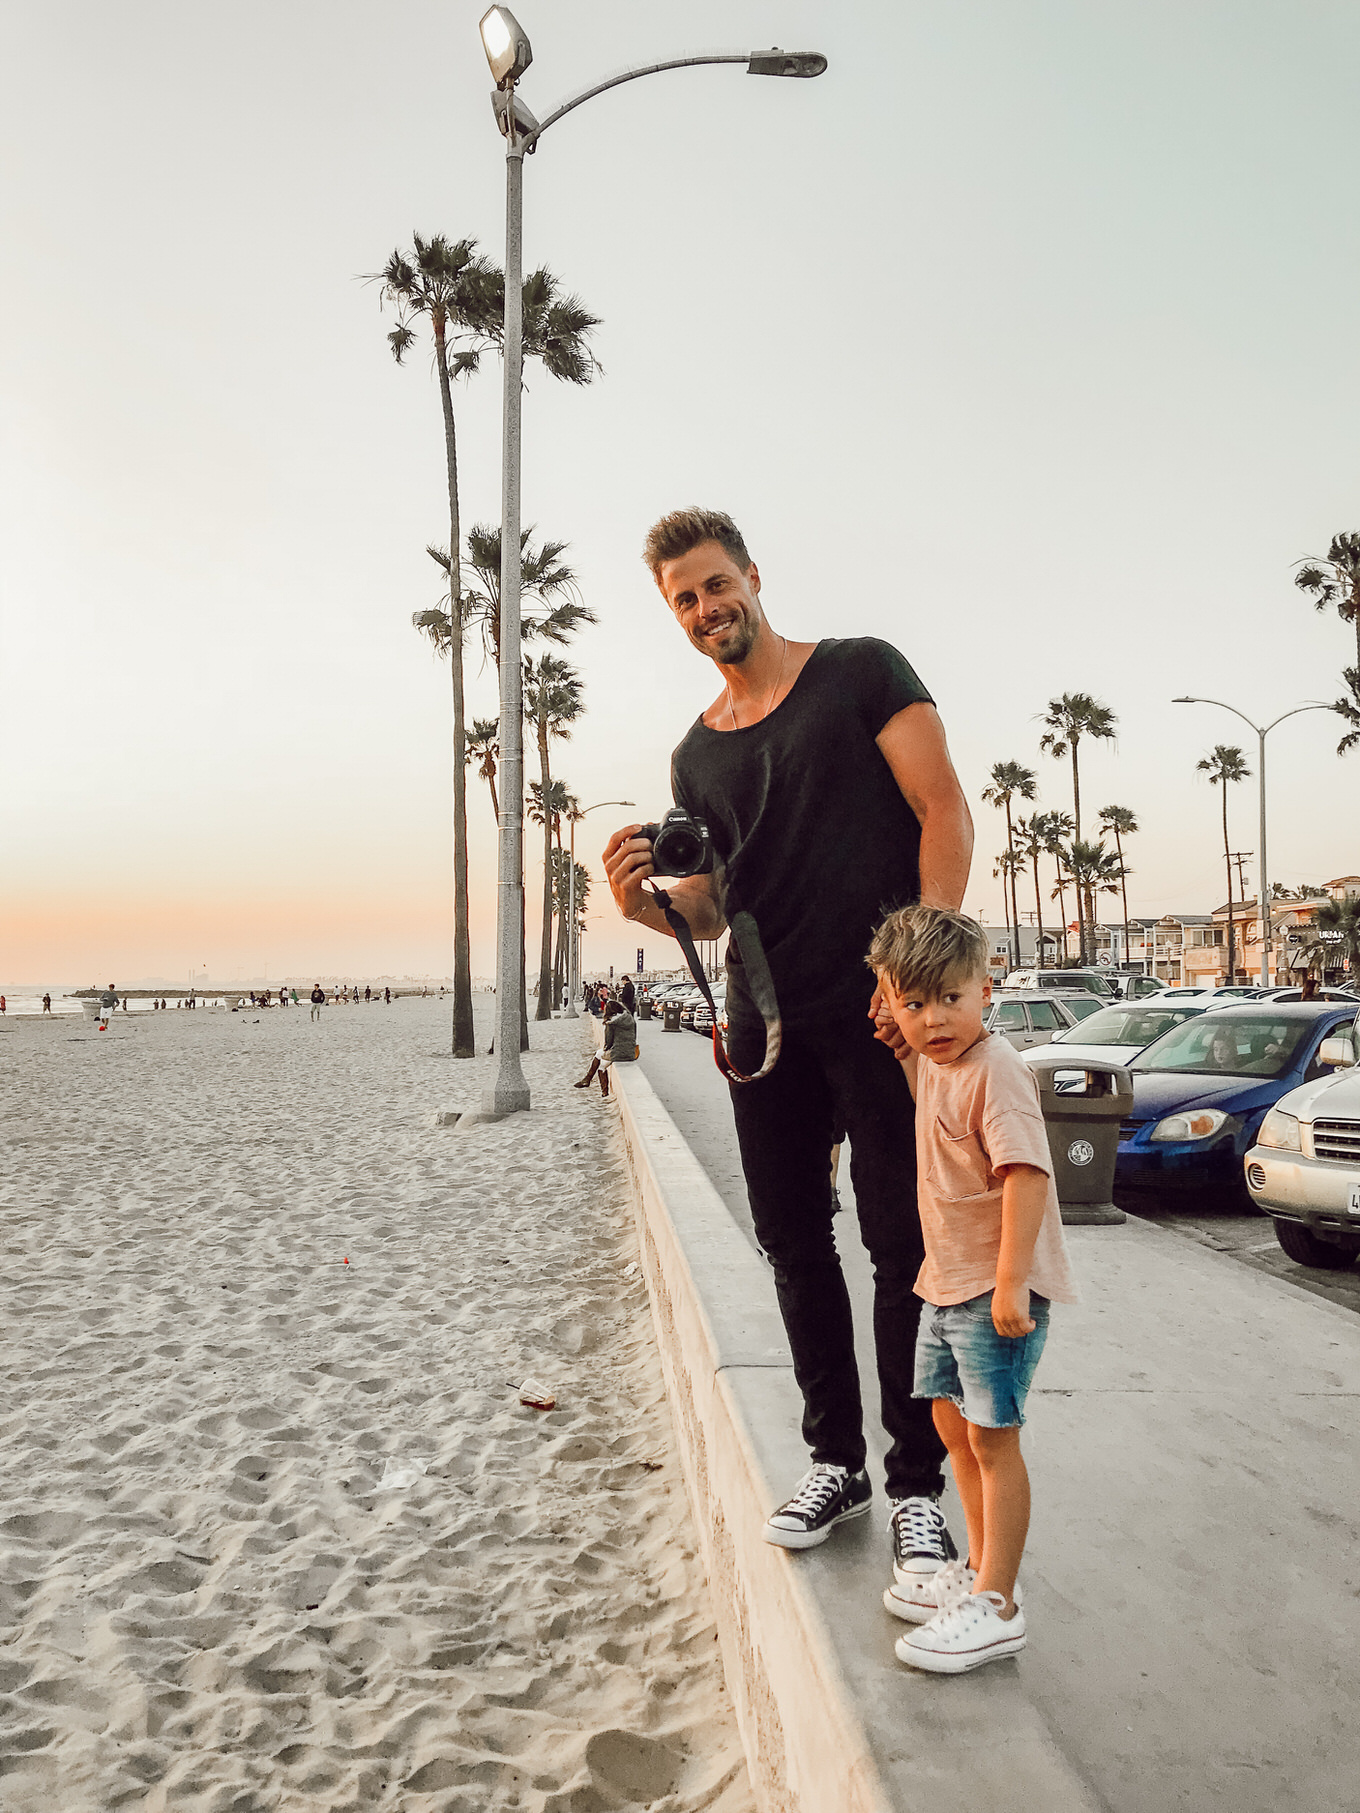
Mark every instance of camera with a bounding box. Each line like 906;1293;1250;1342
639;807;712;878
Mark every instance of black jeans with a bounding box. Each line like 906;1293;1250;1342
728;1007;946;1501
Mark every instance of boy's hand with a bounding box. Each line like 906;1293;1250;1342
991;1282;1035;1338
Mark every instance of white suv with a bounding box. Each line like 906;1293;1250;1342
1244;1016;1360;1269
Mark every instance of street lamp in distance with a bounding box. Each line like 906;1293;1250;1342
1173;695;1335;985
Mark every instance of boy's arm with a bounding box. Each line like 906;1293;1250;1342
992;1162;1049;1336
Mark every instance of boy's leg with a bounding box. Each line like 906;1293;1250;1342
968;1423;1029;1615
933;1399;983;1570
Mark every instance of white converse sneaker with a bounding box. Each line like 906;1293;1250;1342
896;1590;1027;1674
884;1563;1024;1624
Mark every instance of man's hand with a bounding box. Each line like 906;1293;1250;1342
991;1282;1035;1338
869;985;909;1057
603;823;654;923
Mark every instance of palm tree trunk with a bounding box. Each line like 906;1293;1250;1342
1221;786;1235;984
1114;829;1131;971
434;321;475;1059
1005;802;1021;968
1054;863;1069;962
999;865;1012;970
485;767;500;823
1069;744;1084;959
535;718;554;1021
1031;849;1045;972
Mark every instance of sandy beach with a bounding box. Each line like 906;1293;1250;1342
0;997;752;1812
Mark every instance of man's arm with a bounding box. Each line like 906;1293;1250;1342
602;824;728;943
875;702;973;909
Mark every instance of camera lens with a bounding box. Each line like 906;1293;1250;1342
659;826;702;872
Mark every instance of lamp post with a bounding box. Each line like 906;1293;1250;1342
1172;697;1334;985
564;800;633;1018
478;7;826;1113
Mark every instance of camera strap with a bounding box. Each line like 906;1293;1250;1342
646;886;782;1084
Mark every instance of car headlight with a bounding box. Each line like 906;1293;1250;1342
1148;1108;1232;1143
1256;1108;1301;1151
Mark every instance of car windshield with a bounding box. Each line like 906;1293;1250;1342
1130;1013;1314;1078
1054;1004;1202;1047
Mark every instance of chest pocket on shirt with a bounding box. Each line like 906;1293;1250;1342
929;1121;990;1201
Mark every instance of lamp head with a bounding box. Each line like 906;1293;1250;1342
480;6;533;89
747;48;828;78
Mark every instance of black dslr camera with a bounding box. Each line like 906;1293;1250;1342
639;807;712;878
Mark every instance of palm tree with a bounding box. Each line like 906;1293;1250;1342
551;847;590;997
1039;693;1118;960
465;718;500;823
1295;533;1360;675
993;849;1025;969
1305;896;1360;983
378;235;501;1057
981;763;1037;968
530;777;575;1001
1098;805;1139;971
1063;839;1126;965
524;658;584;1020
1334;667;1360;757
1036;809;1075;962
458;525;596;668
1196;745;1250;983
1014;815;1049;973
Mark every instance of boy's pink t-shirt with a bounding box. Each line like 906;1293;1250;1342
913;1031;1080;1307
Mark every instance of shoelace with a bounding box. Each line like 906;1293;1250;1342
782;1465;847;1518
926;1589;1009;1636
927;1560;975;1612
889;1496;947;1561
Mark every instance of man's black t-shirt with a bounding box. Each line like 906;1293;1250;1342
670;638;934;1033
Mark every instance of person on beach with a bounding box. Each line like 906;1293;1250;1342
869;905;1077;1673
42;994;52;1014
605;508;973;1580
310;985;326;1021
98;985;118;1030
573;999;637;1096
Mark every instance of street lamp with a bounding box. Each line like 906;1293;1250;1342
564;800;633;1018
1172;697;1335;985
478;15;827;1114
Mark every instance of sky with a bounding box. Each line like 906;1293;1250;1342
3;0;1358;987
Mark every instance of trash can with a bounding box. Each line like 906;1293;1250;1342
663;1001;683;1033
638;997;653;1021
1026;1054;1132;1226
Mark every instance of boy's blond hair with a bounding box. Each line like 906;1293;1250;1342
868;904;989;999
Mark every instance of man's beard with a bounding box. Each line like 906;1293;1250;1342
696;613;759;666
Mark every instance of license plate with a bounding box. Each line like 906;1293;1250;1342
1350;1183;1360;1217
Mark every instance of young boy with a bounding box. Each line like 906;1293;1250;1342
867;905;1078;1674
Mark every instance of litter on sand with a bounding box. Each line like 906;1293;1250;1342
376;1458;429;1490
622;1262;639;1279
518;1379;556;1410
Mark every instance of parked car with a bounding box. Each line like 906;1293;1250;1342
1244;1014;1360;1268
1002;969;1119;998
1254;986;1359;1005
1110;974;1171;1000
1114;1003;1360;1211
1048;993;1110;1024
1021;998;1210;1075
691;988;727;1035
985;992;1082;1050
1158;985;1265;1004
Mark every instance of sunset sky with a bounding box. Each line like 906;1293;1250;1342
4;0;1358;987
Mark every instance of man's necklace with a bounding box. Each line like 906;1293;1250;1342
725;635;788;729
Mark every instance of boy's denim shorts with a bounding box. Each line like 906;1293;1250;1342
913;1291;1051;1428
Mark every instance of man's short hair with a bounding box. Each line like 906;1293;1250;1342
868;905;989;999
642;508;751;581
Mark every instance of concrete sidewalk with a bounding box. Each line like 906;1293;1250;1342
633;1017;1360;1813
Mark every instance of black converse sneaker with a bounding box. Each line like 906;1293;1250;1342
763;1464;872;1550
887;1495;957;1591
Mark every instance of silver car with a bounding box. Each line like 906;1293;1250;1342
1244;1016;1360;1268
986;991;1081;1051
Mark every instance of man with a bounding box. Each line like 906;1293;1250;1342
98;984;118;1031
604;508;973;1585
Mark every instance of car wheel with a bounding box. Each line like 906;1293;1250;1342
1273;1219;1360;1270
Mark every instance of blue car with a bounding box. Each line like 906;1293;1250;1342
1115;1003;1359;1212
